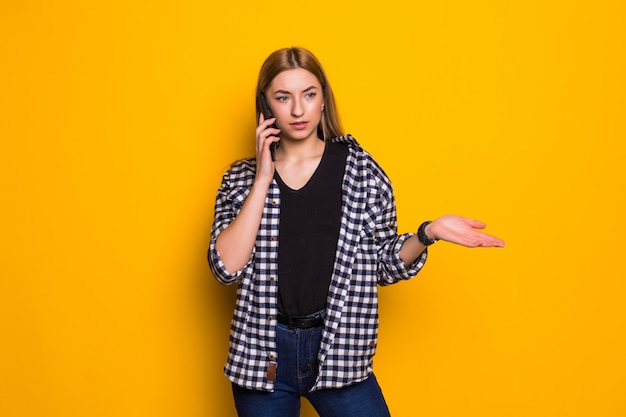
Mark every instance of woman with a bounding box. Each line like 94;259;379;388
208;47;505;417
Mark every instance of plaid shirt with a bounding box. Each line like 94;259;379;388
208;134;427;392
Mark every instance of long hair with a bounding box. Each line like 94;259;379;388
255;47;344;140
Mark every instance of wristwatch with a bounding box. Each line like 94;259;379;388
417;221;438;246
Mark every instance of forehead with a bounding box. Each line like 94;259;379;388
269;68;320;92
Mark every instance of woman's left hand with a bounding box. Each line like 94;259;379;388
426;215;505;248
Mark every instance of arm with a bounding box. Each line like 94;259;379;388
366;155;504;281
214;113;280;274
214;180;269;274
367;162;429;285
398;234;427;266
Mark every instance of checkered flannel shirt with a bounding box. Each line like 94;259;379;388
208;134;427;392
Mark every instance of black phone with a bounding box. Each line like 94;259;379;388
259;92;279;161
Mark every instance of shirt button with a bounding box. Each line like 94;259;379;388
270;276;276;281
268;316;273;321
271;200;277;205
269;236;276;241
269;353;277;359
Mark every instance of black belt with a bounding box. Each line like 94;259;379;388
277;313;324;329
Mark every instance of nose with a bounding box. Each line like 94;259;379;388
291;97;304;117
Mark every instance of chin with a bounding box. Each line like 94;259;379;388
288;130;318;141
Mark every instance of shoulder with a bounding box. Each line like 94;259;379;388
329;133;360;149
213;158;256;194
331;135;390;179
331;135;394;198
221;157;257;186
228;157;256;175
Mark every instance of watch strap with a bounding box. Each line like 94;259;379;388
417;221;438;246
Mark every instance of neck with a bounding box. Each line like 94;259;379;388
275;136;325;162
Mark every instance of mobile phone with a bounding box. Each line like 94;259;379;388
259;92;279;161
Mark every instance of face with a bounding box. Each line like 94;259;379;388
265;68;325;143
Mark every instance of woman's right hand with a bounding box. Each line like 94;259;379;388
255;112;281;182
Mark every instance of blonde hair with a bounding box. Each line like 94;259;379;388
256;47;344;140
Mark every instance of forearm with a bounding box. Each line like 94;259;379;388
399;235;427;267
399;221;440;266
215;179;270;273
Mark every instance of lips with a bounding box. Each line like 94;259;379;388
289;121;309;130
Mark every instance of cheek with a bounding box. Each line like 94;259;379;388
273;105;290;120
308;101;323;117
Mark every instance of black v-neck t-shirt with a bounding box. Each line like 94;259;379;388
274;140;349;317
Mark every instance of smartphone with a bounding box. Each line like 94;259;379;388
259;92;279;161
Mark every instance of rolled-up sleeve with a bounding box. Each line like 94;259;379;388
378;232;427;285
208;163;256;285
371;167;428;286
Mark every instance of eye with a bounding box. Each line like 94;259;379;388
305;92;317;99
276;96;289;102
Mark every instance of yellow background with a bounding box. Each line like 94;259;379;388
1;1;625;416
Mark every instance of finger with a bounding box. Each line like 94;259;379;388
475;233;505;248
266;128;281;137
260;128;281;142
255;122;279;145
258;115;276;129
491;237;506;247
259;133;280;157
260;134;280;146
468;219;487;230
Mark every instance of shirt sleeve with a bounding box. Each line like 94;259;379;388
369;163;428;286
207;163;256;285
378;232;428;286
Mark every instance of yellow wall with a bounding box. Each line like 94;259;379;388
1;1;625;416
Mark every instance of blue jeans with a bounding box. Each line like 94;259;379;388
232;319;391;417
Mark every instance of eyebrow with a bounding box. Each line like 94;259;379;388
272;85;318;95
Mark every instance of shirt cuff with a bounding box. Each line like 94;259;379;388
208;238;253;285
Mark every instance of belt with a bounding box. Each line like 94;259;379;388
277;313;324;329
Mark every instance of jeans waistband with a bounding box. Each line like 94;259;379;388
277;310;324;329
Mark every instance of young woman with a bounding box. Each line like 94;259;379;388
208;47;505;417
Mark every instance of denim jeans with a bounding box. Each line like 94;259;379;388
232;318;391;417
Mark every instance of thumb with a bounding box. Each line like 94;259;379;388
467;218;487;230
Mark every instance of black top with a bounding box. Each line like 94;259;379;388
275;141;349;316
